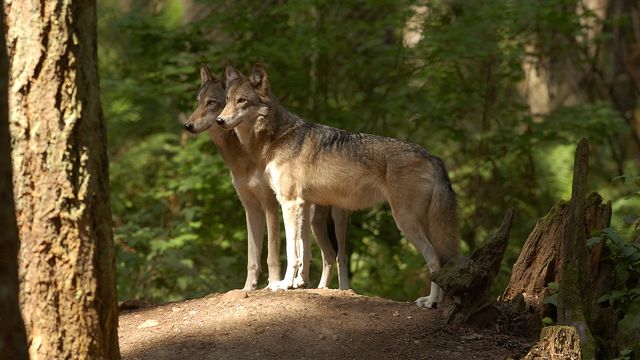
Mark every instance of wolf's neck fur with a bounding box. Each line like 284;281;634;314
207;127;254;175
235;97;302;167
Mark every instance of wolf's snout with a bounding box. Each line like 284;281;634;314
216;117;226;126
184;123;195;133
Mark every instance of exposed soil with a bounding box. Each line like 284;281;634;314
118;289;535;360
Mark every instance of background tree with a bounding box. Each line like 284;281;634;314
0;2;28;358
5;1;120;358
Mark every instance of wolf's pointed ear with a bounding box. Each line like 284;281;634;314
225;65;242;89
200;63;215;85
250;64;269;94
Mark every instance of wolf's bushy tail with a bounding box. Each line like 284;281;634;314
426;159;460;265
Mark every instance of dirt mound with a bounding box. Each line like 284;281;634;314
118;289;534;360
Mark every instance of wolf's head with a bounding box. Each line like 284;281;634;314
216;64;271;131
184;64;226;134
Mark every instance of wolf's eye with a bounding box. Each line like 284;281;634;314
206;99;217;106
237;98;247;104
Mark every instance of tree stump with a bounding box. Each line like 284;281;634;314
501;194;611;318
503;139;612;358
431;208;515;327
523;325;582;360
557;138;595;359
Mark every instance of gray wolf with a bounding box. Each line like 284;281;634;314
184;64;350;290
216;64;459;307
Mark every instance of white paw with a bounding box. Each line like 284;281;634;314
265;279;281;290
267;280;291;291
292;276;307;289
415;295;439;308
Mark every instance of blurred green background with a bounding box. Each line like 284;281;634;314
98;0;639;303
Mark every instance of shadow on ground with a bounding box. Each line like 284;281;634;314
118;289;533;360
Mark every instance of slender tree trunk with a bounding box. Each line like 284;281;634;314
0;3;28;358
5;1;120;358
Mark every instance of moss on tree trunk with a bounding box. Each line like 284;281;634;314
556;139;595;359
502;194;611;320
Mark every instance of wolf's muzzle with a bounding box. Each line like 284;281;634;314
184;123;196;133
216;117;226;126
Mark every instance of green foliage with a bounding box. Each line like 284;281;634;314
611;348;633;360
542;281;559;327
544;281;560;306
348;207;427;301
98;0;637;304
591;227;640;333
111;133;249;301
541;316;555;327
588;176;640;353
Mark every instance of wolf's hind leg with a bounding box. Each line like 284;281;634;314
390;205;443;308
311;205;335;289
412;232;443;308
331;207;350;290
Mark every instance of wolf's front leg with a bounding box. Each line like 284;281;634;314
268;198;305;291
264;201;281;288
293;202;311;288
243;206;266;291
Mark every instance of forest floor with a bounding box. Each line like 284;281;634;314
118;289;536;360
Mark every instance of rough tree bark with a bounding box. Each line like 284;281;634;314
523;326;583;360
0;3;28;358
5;1;120;359
557;138;595;358
501;194;612;318
509;140;604;359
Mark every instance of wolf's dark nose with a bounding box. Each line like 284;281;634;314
216;117;225;126
184;123;195;132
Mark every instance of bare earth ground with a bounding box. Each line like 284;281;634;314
118;289;535;360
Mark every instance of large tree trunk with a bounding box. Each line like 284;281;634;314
0;3;28;358
5;1;120;359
